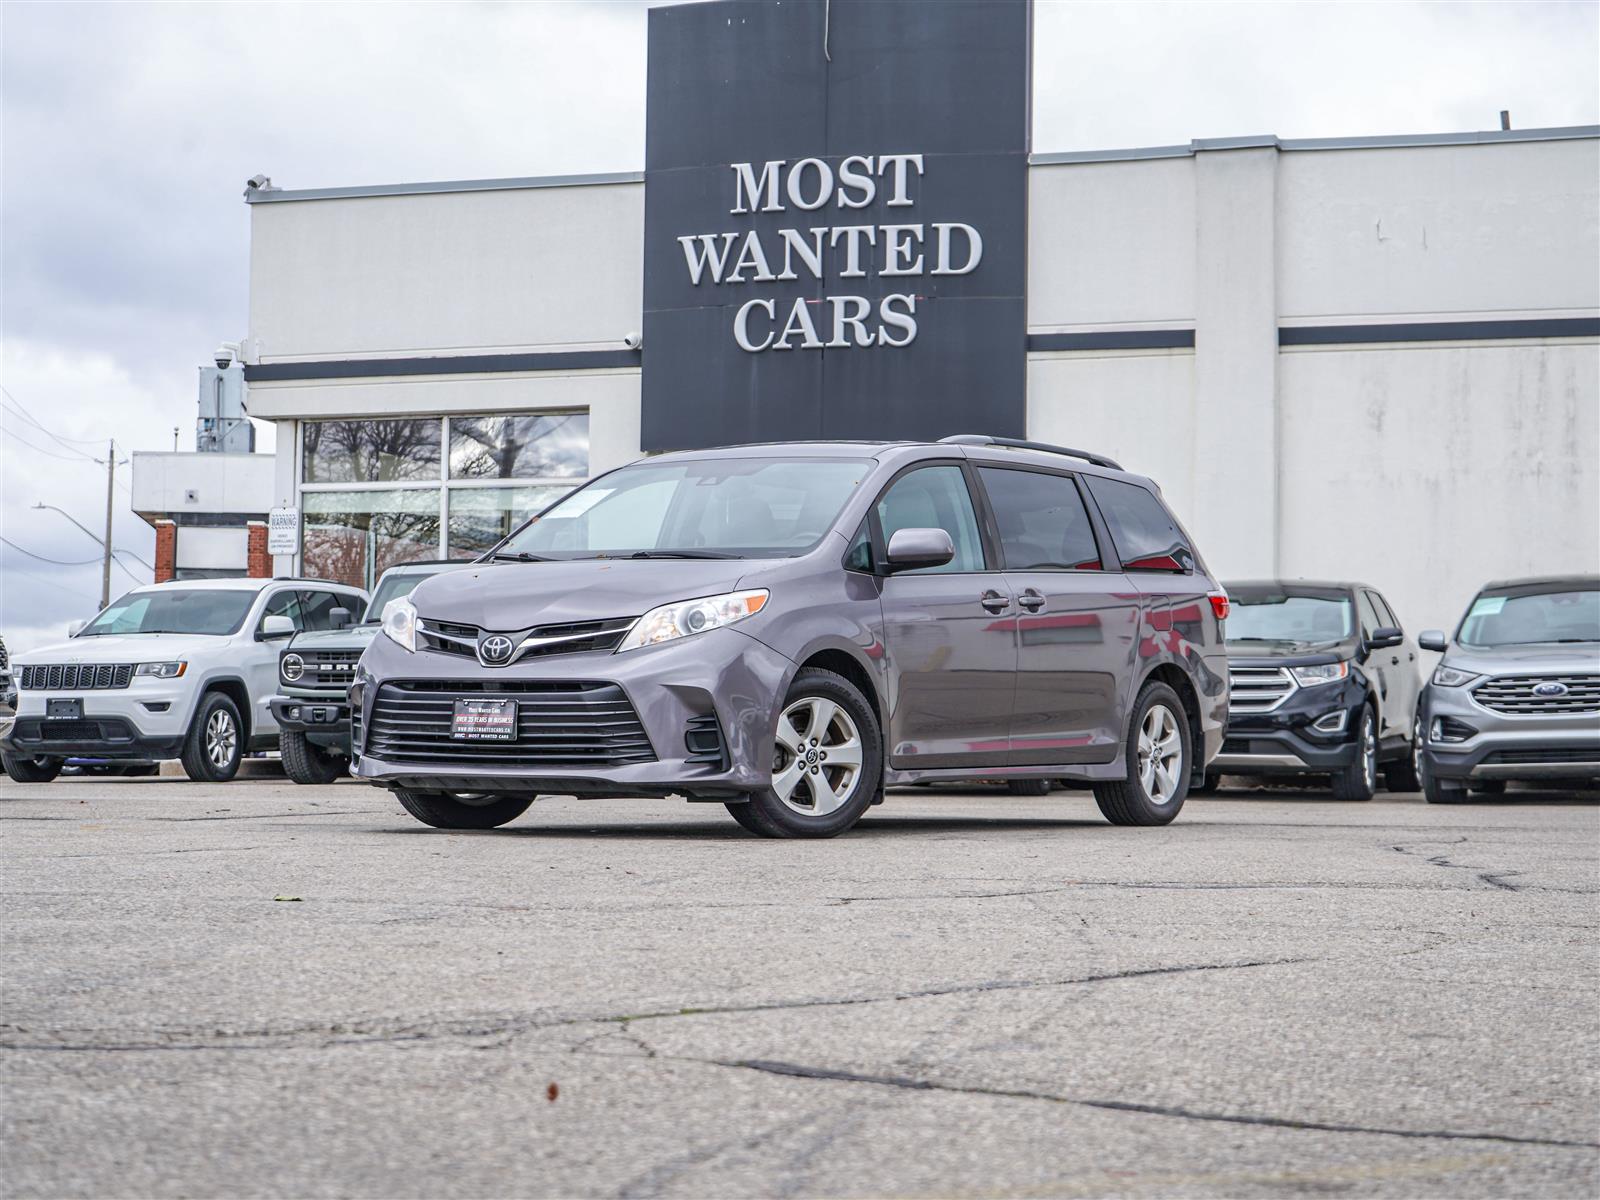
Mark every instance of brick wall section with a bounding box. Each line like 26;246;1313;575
154;520;177;583
246;521;271;578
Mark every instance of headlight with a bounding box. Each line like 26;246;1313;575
1432;665;1481;687
280;653;304;682
615;590;769;652
381;597;418;652
134;662;186;678
1291;661;1348;687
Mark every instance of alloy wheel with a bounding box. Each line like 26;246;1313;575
205;709;237;770
771;695;864;816
1361;711;1377;790
1137;703;1184;806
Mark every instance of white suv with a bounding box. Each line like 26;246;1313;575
0;578;367;784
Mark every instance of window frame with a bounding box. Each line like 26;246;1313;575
968;462;1112;575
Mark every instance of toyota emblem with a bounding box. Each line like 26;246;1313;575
1532;681;1570;697
479;635;515;665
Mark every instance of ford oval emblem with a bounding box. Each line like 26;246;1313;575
479;635;515;665
1532;681;1569;697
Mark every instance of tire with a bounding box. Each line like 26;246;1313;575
395;789;534;830
725;667;883;838
1;752;63;783
180;692;244;783
1330;707;1377;801
1006;778;1052;796
1093;682;1191;826
280;730;348;785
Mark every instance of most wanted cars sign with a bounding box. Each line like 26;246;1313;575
642;0;1031;450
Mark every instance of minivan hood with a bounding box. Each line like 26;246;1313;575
1443;642;1600;676
408;559;761;631
16;633;223;664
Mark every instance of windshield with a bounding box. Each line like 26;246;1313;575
497;456;871;559
1458;586;1600;647
364;569;440;622
78;589;257;637
1226;588;1355;644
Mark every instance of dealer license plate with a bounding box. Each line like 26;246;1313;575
450;698;517;741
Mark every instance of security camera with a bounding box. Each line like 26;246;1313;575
623;331;643;350
213;344;237;369
246;174;272;191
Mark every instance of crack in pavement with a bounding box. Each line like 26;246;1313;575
701;1058;1600;1152
1392;838;1528;892
0;956;1310;1052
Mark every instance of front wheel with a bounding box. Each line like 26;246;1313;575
180;693;244;783
1;752;63;783
1093;682;1191;826
1330;707;1377;801
280;730;348;785
725;667;883;838
395;789;534;829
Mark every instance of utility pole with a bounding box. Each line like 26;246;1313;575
102;439;116;610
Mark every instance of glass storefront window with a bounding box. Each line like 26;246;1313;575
448;412;589;480
301;490;442;589
446;486;573;559
303;419;442;484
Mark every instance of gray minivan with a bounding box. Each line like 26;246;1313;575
352;436;1230;837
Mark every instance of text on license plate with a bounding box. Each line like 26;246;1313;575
451;698;518;741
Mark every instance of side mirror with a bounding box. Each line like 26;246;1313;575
329;607;353;631
885;527;955;573
1418;629;1448;653
260;614;295;640
67;620;86;637
1368;626;1404;651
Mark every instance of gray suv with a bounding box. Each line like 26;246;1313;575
352;437;1230;837
1416;576;1600;802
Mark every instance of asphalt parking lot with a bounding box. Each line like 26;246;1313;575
2;775;1596;1199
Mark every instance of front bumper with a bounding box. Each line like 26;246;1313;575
1214;675;1366;775
352;625;795;799
269;695;352;750
1;714;184;762
1419;684;1600;782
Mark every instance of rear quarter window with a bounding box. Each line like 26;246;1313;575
1083;476;1194;572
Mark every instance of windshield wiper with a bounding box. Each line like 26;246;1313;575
486;551;551;563
627;549;739;560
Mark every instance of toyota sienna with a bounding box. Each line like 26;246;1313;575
352;436;1230;837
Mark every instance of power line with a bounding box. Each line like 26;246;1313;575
0;423;104;464
0;385;107;451
0;536;101;566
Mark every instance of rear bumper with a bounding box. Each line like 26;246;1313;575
1;715;184;762
351;625;794;800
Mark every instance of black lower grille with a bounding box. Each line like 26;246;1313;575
365;680;655;768
1482;747;1600;765
684;713;728;768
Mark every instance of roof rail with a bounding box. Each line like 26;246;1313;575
938;434;1124;472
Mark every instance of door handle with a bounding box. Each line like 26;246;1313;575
1017;588;1046;612
1391;655;1401;665
979;590;1012;613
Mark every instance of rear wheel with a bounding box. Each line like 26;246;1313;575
395;789;534;829
1006;778;1052;796
1330;707;1377;801
280;730;348;785
180;693;243;783
1;752;63;783
1093;682;1190;826
726;668;882;838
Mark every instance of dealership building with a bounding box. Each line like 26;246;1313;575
232;0;1598;635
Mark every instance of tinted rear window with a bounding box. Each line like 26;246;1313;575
1084;476;1194;572
978;468;1102;570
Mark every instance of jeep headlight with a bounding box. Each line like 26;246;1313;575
134;662;186;678
1432;665;1481;687
280;653;304;683
381;597;419;653
615;590;768;652
1291;661;1348;687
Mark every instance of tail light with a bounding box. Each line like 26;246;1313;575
1208;592;1230;621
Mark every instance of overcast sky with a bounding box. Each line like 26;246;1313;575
2;0;1596;653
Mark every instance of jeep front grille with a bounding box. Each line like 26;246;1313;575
1227;664;1295;714
1472;674;1600;715
18;664;134;691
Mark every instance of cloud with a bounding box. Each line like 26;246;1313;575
2;0;1595;655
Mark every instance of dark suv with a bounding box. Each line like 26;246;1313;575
352;436;1230;838
1214;581;1421;799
